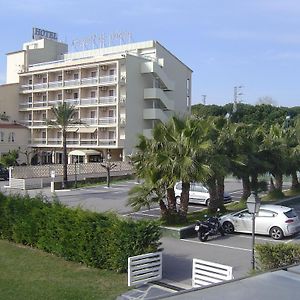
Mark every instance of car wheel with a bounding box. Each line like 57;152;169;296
223;221;234;234
270;226;284;240
205;199;210;206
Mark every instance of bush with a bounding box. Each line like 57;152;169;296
256;243;300;270
0;193;161;272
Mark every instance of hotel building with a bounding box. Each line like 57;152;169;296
1;32;192;164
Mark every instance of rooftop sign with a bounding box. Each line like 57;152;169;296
32;27;58;41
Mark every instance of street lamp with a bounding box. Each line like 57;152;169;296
247;192;261;270
74;157;78;188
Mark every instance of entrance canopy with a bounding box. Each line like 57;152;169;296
68;149;103;163
69;149;101;156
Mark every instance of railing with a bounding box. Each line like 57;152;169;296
47;138;62;145
98;139;116;145
99;96;117;105
19;102;32;109
64;79;80;87
80;97;98;106
81;77;98;85
48;100;62;107
33;83;48;90
65;98;80;105
81;118;98;125
20;84;33;91
30;138;47;144
49;81;63;88
32;101;47;108
99;117;116;125
32;120;47;126
99;75;117;84
80;139;97;145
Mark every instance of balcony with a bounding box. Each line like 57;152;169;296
81;77;98;86
144;88;174;110
19;102;32;109
65;98;80;106
143;108;168;123
33;83;48;90
32;101;47;108
98;139;116;146
99;75;117;84
81;118;98;125
99;117;117;125
49;81;63;88
64;79;80;87
30;138;47;145
48;99;63;107
141;61;174;91
99;96;117;105
80;139;97;145
20;84;33;92
80;97;98;106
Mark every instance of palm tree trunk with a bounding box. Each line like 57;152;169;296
159;199;168;218
62;129;67;189
242;176;251;200
291;171;300;190
207;177;218;212
274;173;283;191
216;176;225;209
166;187;177;213
178;181;190;221
251;173;258;192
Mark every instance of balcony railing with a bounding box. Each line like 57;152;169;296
99;96;117;105
48;100;63;107
80;97;98;106
99;117;116;125
81;118;98;125
65;98;80;105
33;101;47;108
20;76;117;92
81;139;97;145
30;138;47;144
98;139;116;145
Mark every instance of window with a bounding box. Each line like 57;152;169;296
108;131;115;139
28;96;32;103
109;89;114;97
42;77;47;83
57;94;62;100
91;91;96;98
74;73;79;80
0;131;4;142
108;110;115;117
73;92;78;99
28;79;32;85
41;131;46;139
109;69;115;75
8;132;15;142
42;95;47;101
90;111;96;118
42;113;47;120
28;113;32;120
58;75;62;81
91;71;97;78
257;210;276;218
284;209;297;218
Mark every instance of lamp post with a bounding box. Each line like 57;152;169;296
74;157;78;188
246;192;261;270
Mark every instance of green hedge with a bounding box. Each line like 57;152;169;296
0;193;161;272
256;243;300;270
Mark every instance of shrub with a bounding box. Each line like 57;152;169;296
256;243;300;270
0;192;161;272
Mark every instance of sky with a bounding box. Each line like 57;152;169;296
0;0;300;107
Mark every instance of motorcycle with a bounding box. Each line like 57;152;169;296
195;212;225;242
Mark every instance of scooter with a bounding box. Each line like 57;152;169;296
195;213;225;242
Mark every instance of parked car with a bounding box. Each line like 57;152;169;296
0;166;9;180
174;182;232;206
220;204;300;240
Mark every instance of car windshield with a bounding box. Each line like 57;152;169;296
284;209;298;218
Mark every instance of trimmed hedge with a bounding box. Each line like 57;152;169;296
256;243;300;270
0;193;161;272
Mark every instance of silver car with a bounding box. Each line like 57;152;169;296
220;204;300;240
175;182;232;206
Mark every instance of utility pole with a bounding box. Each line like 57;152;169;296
202;95;207;105
233;86;243;113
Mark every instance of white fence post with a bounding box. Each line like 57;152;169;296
192;258;233;288
128;252;162;287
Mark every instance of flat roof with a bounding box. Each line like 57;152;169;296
158;265;300;300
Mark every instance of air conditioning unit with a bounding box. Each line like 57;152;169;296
36;74;42;78
66;89;72;94
66;70;72;75
101;65;108;71
100;86;108;91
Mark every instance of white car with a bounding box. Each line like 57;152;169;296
174;182;232;206
220;204;300;240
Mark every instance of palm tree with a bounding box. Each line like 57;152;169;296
129;116;211;222
48;103;79;189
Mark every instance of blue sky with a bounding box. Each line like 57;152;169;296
0;0;300;107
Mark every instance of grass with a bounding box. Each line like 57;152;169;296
0;239;130;300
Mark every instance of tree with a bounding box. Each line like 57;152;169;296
48;103;80;189
0;150;19;167
129;116;211;223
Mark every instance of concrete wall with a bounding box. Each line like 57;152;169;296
6;51;25;83
0;83;20;121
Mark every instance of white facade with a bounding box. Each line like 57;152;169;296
3;37;192;163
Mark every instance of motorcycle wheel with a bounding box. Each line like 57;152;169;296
198;232;208;242
219;227;225;236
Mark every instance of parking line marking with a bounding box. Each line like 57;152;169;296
181;239;252;252
235;235;283;243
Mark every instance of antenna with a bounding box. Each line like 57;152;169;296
201;95;207;105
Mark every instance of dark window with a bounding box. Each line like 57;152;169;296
284;209;298;218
